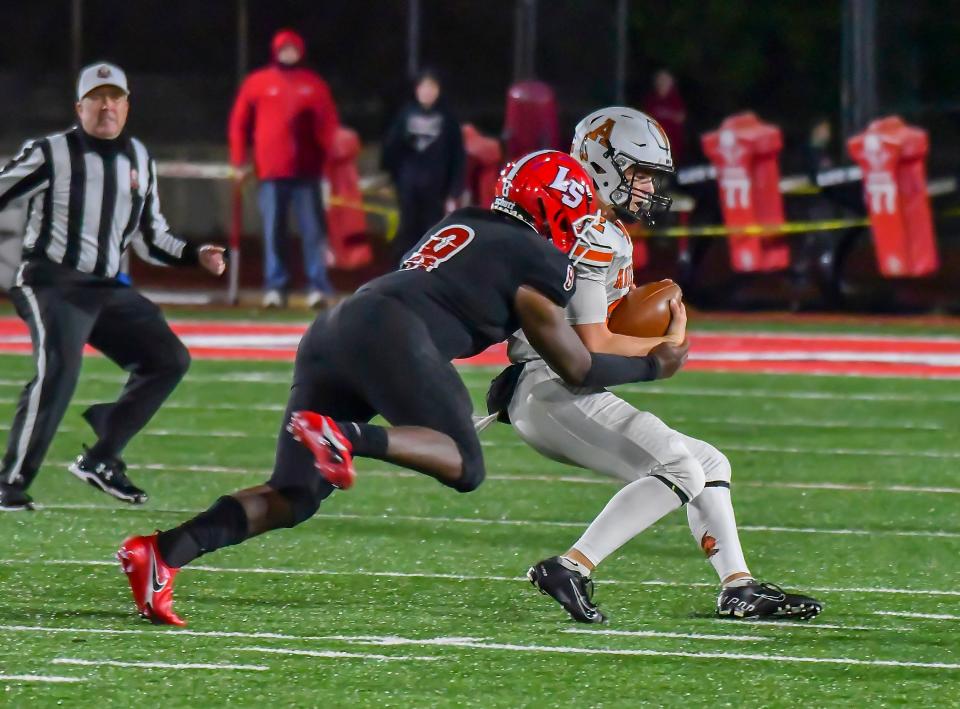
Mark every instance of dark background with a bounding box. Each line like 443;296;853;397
1;0;958;174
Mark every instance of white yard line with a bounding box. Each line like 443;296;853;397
874;611;960;621
27;502;960;541
52;658;266;671
12;428;958;459
0;427;262;439
237;647;439;661
75;399;288;412
561;629;767;642
0;373;292;387
694;351;960;366
9;559;960;597
718;444;960;460
736;620;900;631
50;460;260;475
0;674;83;684
4;415;946;439
478;439;960;460
42;459;960;495
739;480;960;495
666;416;946;431
617;385;960;403
569;621;904;633
0;624;368;643
0;622;899;649
6;376;960;404
315;634;960;670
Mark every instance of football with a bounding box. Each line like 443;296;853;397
607;279;683;338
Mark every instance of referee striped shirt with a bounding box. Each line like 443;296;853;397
0;125;197;280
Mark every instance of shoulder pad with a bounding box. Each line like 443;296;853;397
572;215;623;267
578;215;630;248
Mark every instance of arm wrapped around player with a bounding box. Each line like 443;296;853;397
515;285;688;388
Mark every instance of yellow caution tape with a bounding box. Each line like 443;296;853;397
639;203;960;238
326;196;400;241
637;216;871;239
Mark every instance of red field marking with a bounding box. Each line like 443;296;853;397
2;317;960;378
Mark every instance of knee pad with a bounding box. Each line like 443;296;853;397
652;452;705;504
274;483;333;526
450;445;486;493
702;447;732;487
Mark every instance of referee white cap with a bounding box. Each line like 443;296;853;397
77;62;129;100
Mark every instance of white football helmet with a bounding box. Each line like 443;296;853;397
571;107;674;222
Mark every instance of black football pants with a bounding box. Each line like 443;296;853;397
267;292;485;518
1;267;190;490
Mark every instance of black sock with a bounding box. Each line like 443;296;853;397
156;495;249;568
335;421;388;458
86;442;117;461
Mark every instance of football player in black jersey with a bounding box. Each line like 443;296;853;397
116;150;690;625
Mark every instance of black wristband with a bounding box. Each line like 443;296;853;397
180;242;200;266
581;352;660;388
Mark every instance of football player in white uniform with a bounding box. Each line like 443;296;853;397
487;107;821;623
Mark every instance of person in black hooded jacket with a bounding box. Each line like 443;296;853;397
382;70;466;263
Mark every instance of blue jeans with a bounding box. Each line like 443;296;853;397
257;179;331;292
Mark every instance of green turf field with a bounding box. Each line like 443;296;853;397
0;352;958;707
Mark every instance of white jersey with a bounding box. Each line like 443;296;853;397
507;215;635;363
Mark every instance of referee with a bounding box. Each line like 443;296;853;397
0;62;226;511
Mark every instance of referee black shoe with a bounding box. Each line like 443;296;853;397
527;556;607;624
717;581;822;620
0;483;35;512
68;448;148;504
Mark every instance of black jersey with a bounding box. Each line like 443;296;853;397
359;207;575;360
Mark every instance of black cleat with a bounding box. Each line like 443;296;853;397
68;448;147;504
527;556;607;624
0;483;35;512
717;581;822;620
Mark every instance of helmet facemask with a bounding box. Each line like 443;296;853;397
607;152;673;225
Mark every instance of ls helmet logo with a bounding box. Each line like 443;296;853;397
548;166;587;209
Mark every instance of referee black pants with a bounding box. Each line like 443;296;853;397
1;262;191;490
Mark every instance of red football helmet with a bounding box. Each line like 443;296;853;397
492;150;594;253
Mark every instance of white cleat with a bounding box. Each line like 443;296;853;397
262;290;285;308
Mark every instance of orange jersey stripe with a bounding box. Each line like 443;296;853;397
572;245;614;264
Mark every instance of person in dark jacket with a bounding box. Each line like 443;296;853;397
382;70;466;262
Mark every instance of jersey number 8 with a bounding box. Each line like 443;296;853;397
401;225;476;272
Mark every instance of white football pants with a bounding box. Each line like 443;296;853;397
507;362;731;498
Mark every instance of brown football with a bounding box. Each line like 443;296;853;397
607;279;683;338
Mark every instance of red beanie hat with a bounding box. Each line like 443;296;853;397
272;29;305;60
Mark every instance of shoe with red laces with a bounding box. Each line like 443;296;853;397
117;533;186;626
287;411;356;490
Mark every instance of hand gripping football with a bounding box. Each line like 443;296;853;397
607;279;683;338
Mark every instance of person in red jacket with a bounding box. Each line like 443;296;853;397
228;29;339;308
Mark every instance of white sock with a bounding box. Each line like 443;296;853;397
558;555;592;578
686;485;751;584
572;477;683;567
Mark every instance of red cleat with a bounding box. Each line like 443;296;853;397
117;533;186;627
287;411;357;490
